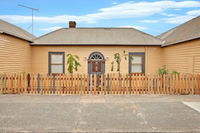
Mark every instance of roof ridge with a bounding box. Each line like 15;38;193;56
63;27;141;29
34;27;161;42
85;27;161;41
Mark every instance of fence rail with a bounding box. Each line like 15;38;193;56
0;73;200;95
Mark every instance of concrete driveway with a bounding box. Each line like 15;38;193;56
0;95;200;133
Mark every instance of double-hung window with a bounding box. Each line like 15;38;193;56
49;52;65;74
129;52;145;74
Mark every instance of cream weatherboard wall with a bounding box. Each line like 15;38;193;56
1;34;199;74
162;39;200;74
0;34;31;73
31;45;163;74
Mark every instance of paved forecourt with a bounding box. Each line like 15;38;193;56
0;95;200;132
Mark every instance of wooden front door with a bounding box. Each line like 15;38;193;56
88;52;105;74
91;61;102;73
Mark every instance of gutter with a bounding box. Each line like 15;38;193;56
1;32;33;42
30;43;162;46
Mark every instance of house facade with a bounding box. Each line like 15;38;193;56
0;16;200;75
0;19;34;73
31;45;162;74
31;22;162;74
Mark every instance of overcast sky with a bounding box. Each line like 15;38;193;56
0;0;200;37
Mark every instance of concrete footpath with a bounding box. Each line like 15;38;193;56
0;95;200;132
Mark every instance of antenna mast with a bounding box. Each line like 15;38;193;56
18;4;39;34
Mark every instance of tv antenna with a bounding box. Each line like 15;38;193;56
18;4;39;34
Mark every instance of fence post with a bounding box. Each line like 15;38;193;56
80;74;83;95
125;74;128;94
106;74;110;94
37;73;40;94
190;74;193;94
86;74;89;94
52;74;56;94
27;73;31;94
94;74;97;95
0;73;1;94
198;74;200;94
129;74;132;94
89;74;92;94
160;74;165;94
146;74;149;94
3;73;7;94
97;74;101;94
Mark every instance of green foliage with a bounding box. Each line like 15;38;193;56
114;53;121;72
111;51;128;72
158;65;168;75
111;61;114;72
66;54;81;74
172;70;179;75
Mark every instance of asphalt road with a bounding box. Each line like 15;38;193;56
0;95;200;132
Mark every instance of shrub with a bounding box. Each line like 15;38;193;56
158;65;168;75
171;70;179;75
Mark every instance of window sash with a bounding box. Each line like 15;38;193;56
51;54;63;64
129;53;145;73
49;52;64;74
131;64;142;73
51;64;64;73
131;56;142;64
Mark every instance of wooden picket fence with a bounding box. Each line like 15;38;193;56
0;73;200;95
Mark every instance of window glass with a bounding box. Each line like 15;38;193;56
131;56;142;64
51;65;63;73
131;64;142;73
51;54;63;64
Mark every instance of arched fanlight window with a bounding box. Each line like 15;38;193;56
89;52;104;60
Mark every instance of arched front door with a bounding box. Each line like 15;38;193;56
88;52;105;74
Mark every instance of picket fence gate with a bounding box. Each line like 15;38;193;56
0;73;200;95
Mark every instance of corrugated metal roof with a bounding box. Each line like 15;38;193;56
32;27;162;45
0;19;35;42
158;16;200;47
